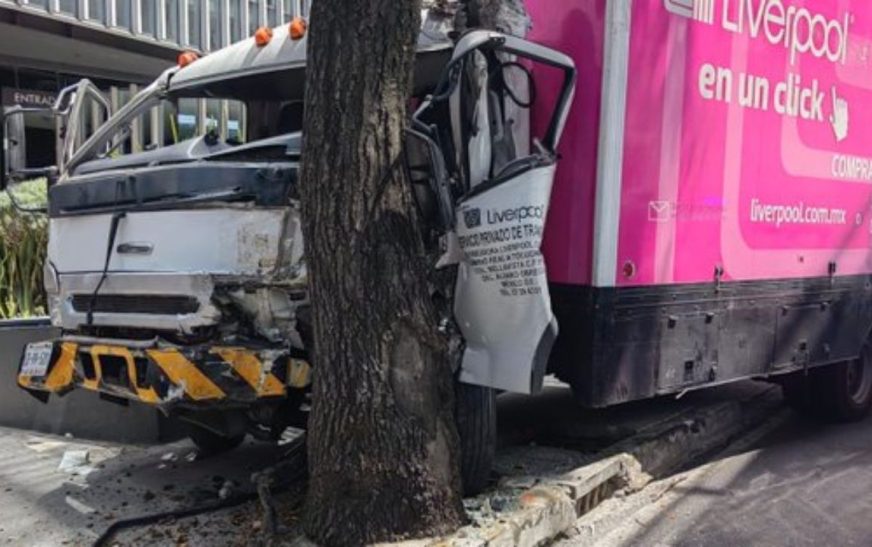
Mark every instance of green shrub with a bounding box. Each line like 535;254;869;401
0;179;48;319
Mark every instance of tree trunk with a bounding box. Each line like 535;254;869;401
299;1;465;545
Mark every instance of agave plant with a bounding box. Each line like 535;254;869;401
0;179;48;319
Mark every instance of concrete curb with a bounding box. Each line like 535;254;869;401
416;385;783;547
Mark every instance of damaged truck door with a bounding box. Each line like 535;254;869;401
410;31;576;395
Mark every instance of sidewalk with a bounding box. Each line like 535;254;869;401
0;426;296;546
0;379;784;546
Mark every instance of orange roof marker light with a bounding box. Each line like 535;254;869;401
289;17;307;40
177;51;200;68
255;26;274;47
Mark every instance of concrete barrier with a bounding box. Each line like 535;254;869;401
0;319;177;444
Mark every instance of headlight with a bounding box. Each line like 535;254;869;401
43;261;59;295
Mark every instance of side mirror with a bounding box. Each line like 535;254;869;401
1;106;58;190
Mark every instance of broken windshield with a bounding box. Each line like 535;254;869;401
66;68;304;178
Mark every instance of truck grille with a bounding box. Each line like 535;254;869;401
70;295;200;315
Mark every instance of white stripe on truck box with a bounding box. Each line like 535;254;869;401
592;0;632;288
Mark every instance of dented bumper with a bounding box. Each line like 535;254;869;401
18;340;311;408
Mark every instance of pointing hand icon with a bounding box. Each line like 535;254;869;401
830;87;849;143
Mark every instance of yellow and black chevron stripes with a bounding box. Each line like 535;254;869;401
146;348;226;401
18;341;312;407
211;347;286;397
90;345;160;404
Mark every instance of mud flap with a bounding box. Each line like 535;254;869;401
453;163;558;394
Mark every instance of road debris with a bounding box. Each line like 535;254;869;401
64;495;97;515
218;480;235;500
58;449;94;475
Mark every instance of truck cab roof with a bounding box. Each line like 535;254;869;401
63;16;452;176
167;18;453;100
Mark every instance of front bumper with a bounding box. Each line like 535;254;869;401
18;340;311;408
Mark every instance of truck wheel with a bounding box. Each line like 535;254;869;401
820;345;872;422
188;426;245;455
455;382;496;496
781;345;872;423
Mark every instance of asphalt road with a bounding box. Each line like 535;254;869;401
595;411;872;547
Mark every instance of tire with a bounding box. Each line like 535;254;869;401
455;382;496;496
188;425;245;455
820;345;872;422
781;344;872;423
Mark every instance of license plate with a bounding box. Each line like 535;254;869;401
20;342;54;377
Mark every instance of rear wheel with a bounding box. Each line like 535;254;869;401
455;382;496;496
823;345;872;422
781;344;872;423
187;425;245;455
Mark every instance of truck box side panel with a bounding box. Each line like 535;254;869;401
531;0;606;286
543;1;872;407
617;0;872;287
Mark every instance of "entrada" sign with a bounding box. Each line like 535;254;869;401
1;88;57;108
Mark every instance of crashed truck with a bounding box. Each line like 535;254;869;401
6;0;872;494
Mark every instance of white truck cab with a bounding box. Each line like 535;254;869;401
2;19;576;494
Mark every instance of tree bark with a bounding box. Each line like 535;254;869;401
299;1;465;545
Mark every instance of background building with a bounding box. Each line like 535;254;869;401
0;0;310;163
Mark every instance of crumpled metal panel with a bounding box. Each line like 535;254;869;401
47;206;308;337
49;208;295;277
51;272;222;332
453;164;559;395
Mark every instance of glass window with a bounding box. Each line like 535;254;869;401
164;0;179;42
161;101;179;145
114;0;131;28
208;0;223;51
227;100;245;142
87;0;106;22
58;0;78;15
247;0;259;33
177;98;199;141
187;0;202;47
205;99;221;134
229;0;242;43
140;0;157;35
266;0;276;27
141;107;154;149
